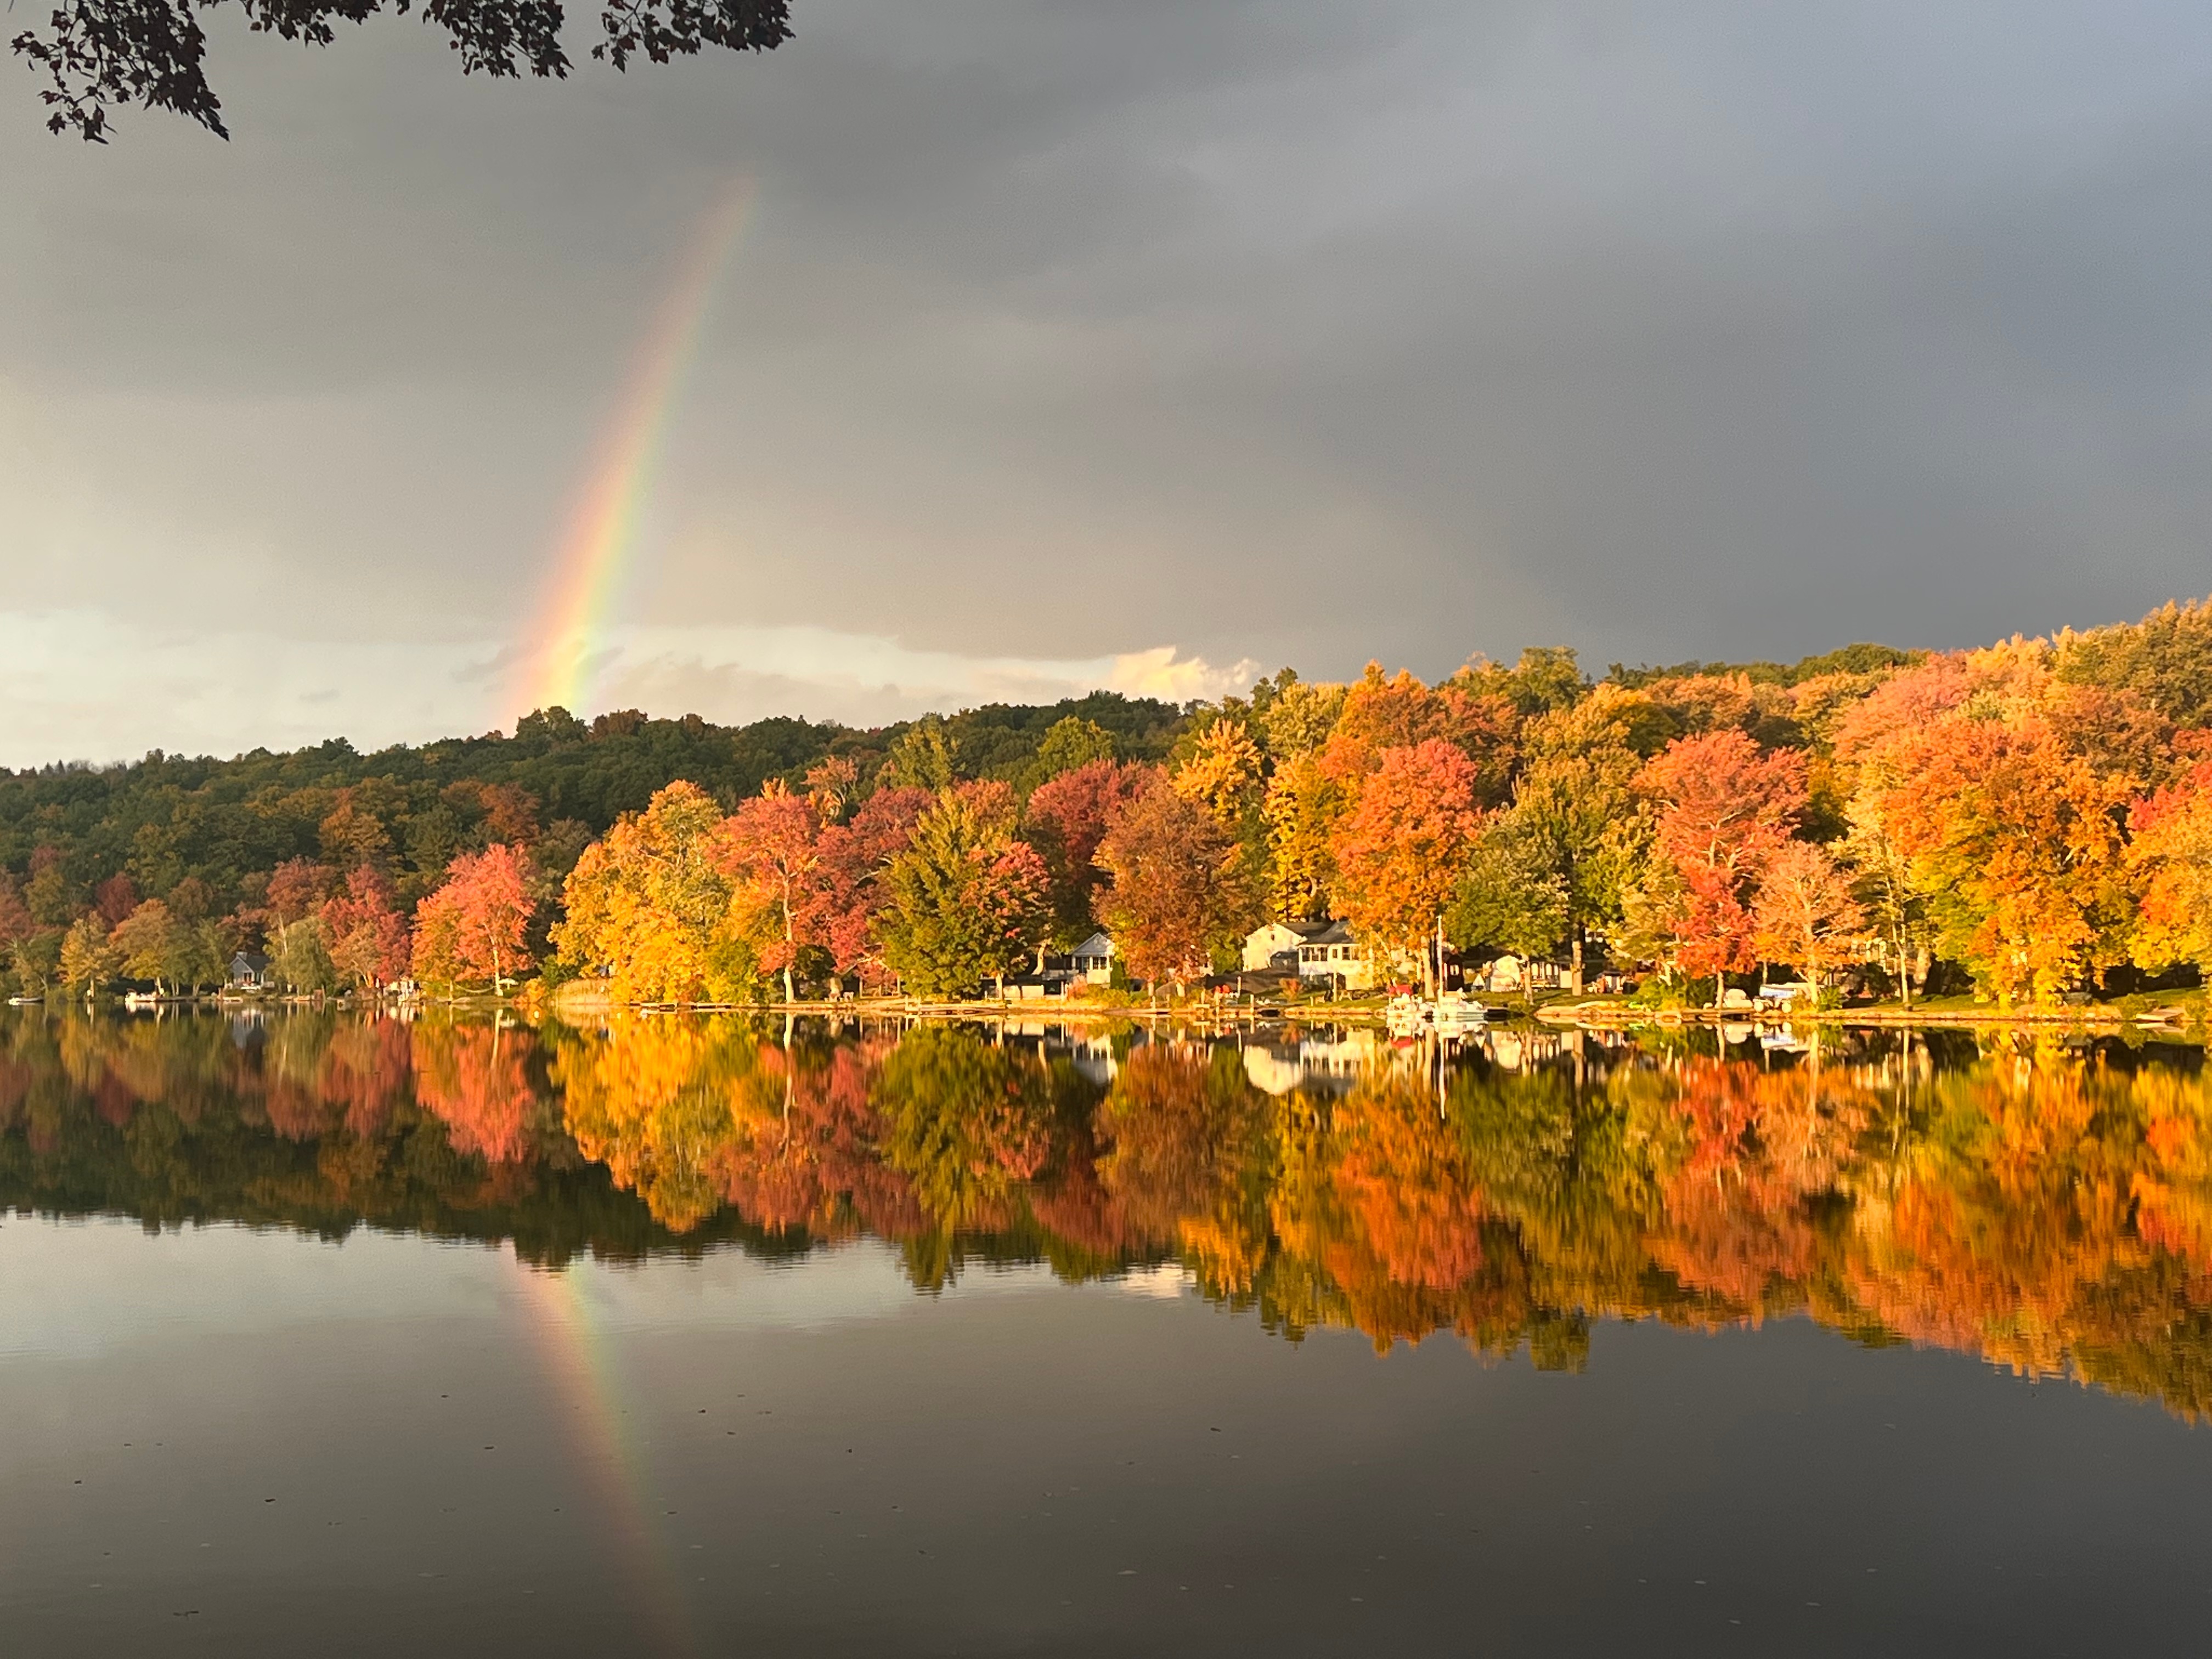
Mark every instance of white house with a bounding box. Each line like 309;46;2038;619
1482;955;1567;994
1069;931;1116;985
1295;919;1375;991
1241;919;1329;972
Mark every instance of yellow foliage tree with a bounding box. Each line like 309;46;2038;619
1261;752;1342;922
1171;721;1263;829
2128;760;2212;977
553;782;770;1005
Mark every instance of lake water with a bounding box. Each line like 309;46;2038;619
5;1011;2211;1656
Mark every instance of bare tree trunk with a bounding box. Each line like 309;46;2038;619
1571;930;1585;997
780;875;797;1005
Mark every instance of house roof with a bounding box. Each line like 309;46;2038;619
1070;932;1114;956
1301;919;1358;947
1248;919;1330;943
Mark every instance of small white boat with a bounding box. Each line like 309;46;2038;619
5;995;39;1006
1430;993;1489;1030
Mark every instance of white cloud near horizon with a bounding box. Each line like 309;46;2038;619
0;609;1260;769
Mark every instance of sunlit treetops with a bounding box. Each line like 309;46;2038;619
12;597;2212;1007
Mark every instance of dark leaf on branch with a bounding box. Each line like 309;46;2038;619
11;0;791;141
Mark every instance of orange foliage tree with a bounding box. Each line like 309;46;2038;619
1329;740;1485;994
2127;752;2212;978
1880;710;2130;1005
1319;662;1519;803
555;781;766;1005
1750;839;1865;991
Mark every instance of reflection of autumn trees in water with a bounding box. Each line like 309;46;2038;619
552;1017;915;1240
412;1023;541;1163
13;1011;2212;1418
0;1009;751;1265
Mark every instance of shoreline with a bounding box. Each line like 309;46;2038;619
25;989;2202;1039
1535;1002;2196;1033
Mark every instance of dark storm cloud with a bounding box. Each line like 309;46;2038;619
4;0;2211;758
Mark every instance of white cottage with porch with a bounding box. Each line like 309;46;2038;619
1068;932;1116;985
1295;919;1375;991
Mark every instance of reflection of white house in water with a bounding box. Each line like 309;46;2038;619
1241;1046;1305;1096
1239;1028;1384;1095
1478;1029;1579;1072
1240;1025;1618;1091
1065;1032;1119;1087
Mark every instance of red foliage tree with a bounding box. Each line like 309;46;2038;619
813;786;930;990
720;782;827;1002
321;866;411;990
94;872;139;928
264;856;334;957
1631;731;1808;991
0;872;31;947
412;844;537;994
1024;759;1159;946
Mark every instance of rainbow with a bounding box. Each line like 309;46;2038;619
509;183;757;723
514;1261;702;1655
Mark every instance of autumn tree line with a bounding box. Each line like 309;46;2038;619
0;694;1179;1001
16;1008;2212;1420
15;598;2212;1008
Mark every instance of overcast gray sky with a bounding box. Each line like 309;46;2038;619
5;1;2210;764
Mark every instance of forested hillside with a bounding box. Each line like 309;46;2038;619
0;693;1183;916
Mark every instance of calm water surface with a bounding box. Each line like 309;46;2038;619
4;1010;2211;1656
